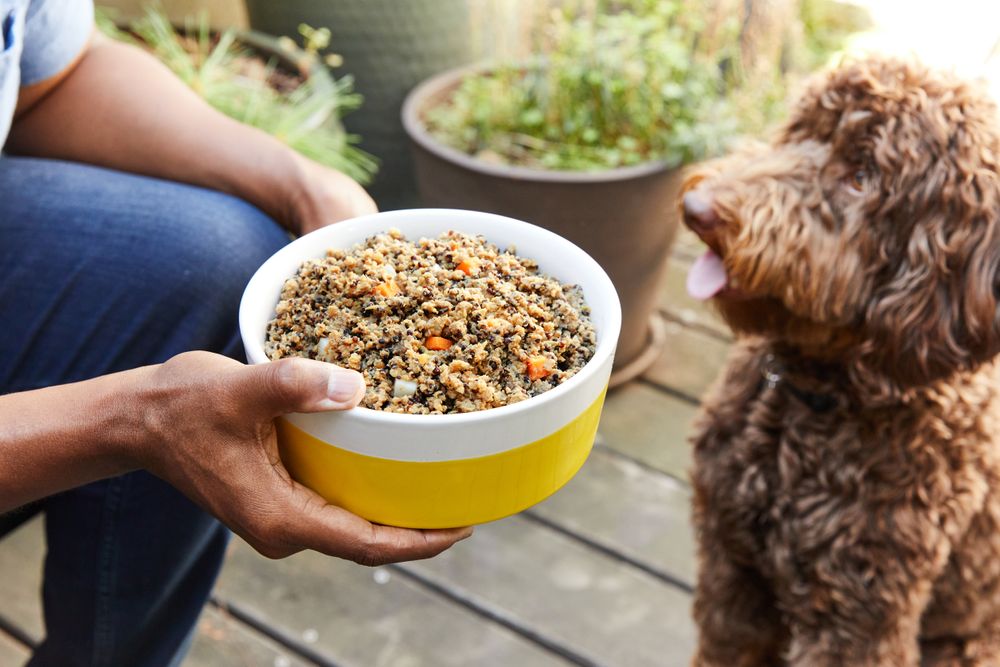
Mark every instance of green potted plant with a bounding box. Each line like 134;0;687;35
98;8;377;185
403;0;867;384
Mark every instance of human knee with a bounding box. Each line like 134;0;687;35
155;191;288;309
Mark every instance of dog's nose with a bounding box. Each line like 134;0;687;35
683;190;720;232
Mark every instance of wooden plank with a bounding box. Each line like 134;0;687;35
0;518;44;645
643;320;731;400
402;515;696;667
0;518;328;667
187;605;311;667
531;447;696;587
0;629;28;665
214;541;570;667
598;382;697;482
657;258;730;339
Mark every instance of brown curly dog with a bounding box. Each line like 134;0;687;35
681;58;1000;667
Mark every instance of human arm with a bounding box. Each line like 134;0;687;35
0;352;470;563
8;30;374;234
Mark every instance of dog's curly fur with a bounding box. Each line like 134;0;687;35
683;58;1000;666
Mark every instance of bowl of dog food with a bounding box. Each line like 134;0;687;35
239;208;621;528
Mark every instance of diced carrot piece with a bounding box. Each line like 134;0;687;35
527;357;552;381
456;259;477;276
373;281;399;297
425;336;454;350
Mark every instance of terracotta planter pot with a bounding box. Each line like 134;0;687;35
402;66;681;386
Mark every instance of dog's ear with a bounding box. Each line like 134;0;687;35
859;124;1000;387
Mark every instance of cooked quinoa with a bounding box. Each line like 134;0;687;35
264;229;597;414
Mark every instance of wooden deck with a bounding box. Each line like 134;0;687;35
0;230;731;667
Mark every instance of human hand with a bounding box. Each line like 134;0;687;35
284;152;378;235
133;351;472;562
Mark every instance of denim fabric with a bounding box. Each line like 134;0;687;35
0;156;290;666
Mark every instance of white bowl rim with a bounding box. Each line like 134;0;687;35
239;208;622;427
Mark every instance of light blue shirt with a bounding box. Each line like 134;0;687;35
0;0;93;148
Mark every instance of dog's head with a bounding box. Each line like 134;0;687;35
683;57;1000;389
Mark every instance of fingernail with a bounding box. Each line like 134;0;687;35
458;527;474;540
328;368;363;403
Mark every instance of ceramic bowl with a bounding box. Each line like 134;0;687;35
239;208;621;527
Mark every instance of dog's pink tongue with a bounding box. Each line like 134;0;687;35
687;250;728;300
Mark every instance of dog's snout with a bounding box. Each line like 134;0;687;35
683;190;720;233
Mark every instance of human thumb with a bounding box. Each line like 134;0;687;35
248;357;366;417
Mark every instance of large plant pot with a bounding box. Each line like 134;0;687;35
402;66;681;386
244;0;480;211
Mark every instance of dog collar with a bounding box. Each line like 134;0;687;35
761;353;839;413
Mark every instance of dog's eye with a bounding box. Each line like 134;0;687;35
847;169;866;193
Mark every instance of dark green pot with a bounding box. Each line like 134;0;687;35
244;0;480;210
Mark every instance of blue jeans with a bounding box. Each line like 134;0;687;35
0;157;289;666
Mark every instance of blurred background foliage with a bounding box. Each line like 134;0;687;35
426;0;871;171
97;0;871;181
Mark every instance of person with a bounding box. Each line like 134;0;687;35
0;2;472;665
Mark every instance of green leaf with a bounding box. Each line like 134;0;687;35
519;108;545;127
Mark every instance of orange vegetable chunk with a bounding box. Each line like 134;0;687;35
373;281;399;297
425;336;453;350
527;356;552;381
456;259;477;276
